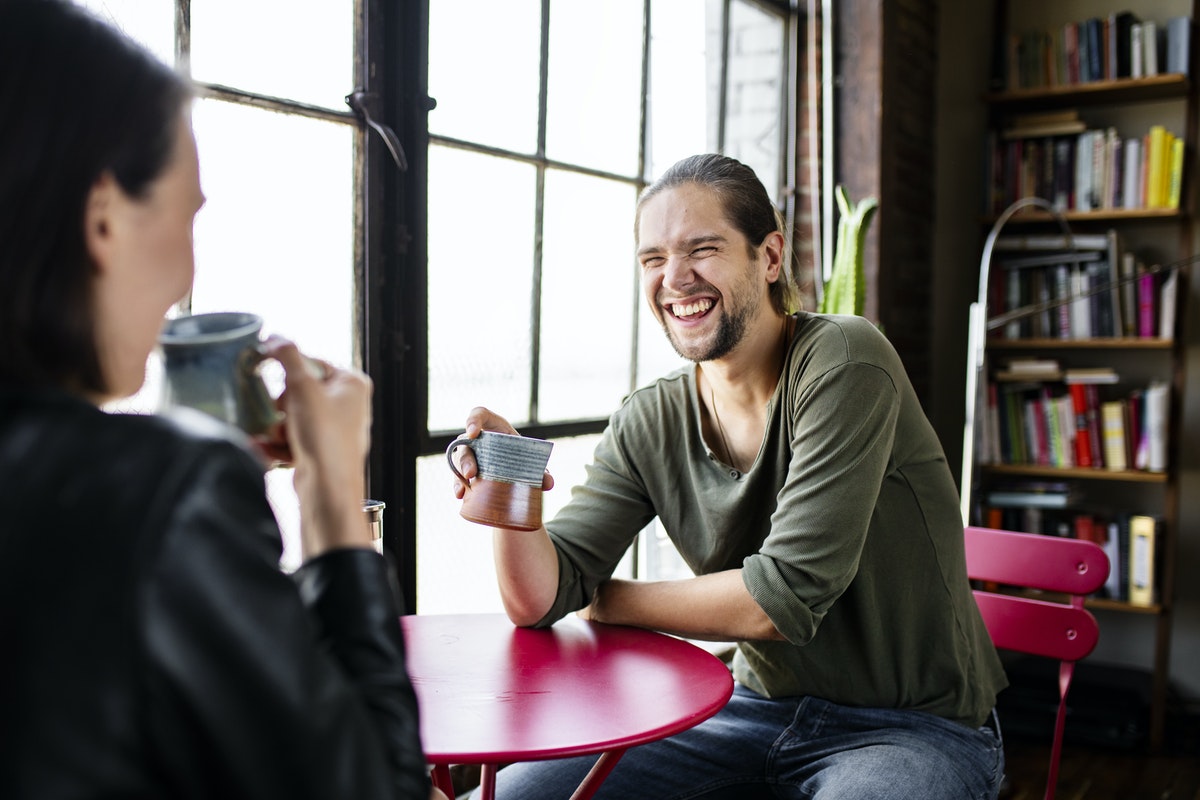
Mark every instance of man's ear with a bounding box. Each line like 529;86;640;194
761;230;785;282
83;172;119;274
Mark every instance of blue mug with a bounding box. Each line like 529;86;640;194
157;312;281;435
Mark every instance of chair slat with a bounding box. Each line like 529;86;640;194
964;525;1111;800
972;591;1100;661
965;526;1108;595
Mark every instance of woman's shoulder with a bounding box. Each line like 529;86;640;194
2;387;260;480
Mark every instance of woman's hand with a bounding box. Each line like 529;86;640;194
261;336;374;558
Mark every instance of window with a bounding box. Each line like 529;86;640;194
84;0;362;571
418;0;797;613
79;1;803;611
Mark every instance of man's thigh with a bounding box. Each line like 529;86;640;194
771;698;1005;800
485;688;1003;800
487;684;790;799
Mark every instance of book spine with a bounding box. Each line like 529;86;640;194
1137;268;1157;337
1102;400;1128;471
1068;383;1094;467
1086;384;1104;468
1145;381;1169;472
1129;514;1157;606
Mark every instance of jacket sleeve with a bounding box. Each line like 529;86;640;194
139;438;430;800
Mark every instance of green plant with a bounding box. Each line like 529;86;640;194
819;185;878;316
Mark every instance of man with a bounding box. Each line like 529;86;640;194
454;154;1007;799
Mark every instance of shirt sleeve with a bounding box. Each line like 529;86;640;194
537;419;658;626
140;440;431;800
741;359;900;646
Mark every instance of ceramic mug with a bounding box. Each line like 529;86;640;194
446;430;554;531
157;312;281;435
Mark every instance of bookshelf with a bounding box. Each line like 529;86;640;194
965;0;1196;750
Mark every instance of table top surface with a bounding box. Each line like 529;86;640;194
402;613;734;764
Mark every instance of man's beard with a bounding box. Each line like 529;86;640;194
660;292;753;363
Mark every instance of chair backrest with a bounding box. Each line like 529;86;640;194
963;526;1110;800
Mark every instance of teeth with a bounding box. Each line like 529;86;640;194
672;299;713;318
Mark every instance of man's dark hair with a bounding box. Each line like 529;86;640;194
0;0;192;393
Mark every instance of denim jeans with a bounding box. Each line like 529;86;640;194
480;684;1004;799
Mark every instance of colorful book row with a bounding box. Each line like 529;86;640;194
1002;13;1190;90
984;123;1183;216
979;378;1169;473
988;230;1179;341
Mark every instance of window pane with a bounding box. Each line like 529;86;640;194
191;100;355;364
77;0;174;66
191;99;356;571
724;1;786;203
427;148;536;432
538;170;637;420
417;434;633;614
190;0;354;110
647;0;719;178
545;1;643;175
428;0;541;153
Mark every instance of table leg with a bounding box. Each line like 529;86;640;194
568;748;628;800
431;764;454;798
479;763;498;800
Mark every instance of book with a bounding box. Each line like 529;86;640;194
1113;11;1139;77
1105;229;1124;337
1102;517;1124;600
1122;136;1142;210
1131;21;1144;78
1101;399;1128;471
1129;514;1158;606
1168;135;1185;209
1064;366;1118;384
1068;382;1094;467
1167;15;1191;75
1137;265;1158;337
996;357;1061;381
1002;120;1087;139
985;488;1074;509
1144;380;1169;473
1119;252;1138;337
1159;269;1178;340
994;233;1109;251
1143;20;1159;76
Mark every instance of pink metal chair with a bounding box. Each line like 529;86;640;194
963;526;1109;800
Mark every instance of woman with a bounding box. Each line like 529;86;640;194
0;1;437;797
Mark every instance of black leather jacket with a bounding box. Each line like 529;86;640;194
0;387;431;799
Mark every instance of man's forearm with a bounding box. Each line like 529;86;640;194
492;526;561;627
583;569;786;642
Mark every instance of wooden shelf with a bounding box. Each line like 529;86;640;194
979;463;1169;483
984;73;1190;107
980;207;1186;225
986;337;1175;350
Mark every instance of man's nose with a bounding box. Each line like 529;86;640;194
661;255;693;291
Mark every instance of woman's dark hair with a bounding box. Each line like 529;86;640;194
0;0;192;393
636;154;798;314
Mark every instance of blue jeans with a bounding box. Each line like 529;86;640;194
480;684;1004;799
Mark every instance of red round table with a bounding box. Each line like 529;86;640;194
401;613;734;800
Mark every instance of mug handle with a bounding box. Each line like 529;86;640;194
446;436;474;484
239;346;284;434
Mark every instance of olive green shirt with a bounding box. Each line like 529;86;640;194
538;312;1007;727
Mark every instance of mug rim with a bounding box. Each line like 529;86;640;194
158;311;263;345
